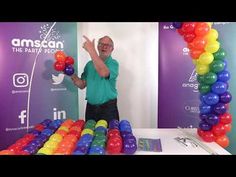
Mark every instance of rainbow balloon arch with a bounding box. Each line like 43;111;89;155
172;22;232;148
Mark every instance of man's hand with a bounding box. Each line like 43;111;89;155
82;35;96;55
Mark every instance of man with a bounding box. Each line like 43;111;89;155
71;35;119;122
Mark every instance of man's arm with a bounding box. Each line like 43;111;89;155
71;74;86;89
82;36;110;78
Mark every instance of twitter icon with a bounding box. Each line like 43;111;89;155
52;73;65;85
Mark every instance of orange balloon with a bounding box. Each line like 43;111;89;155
190;49;204;59
0;150;15;155
55;51;66;62
215;135;229;148
195;22;210;36
192;36;207;50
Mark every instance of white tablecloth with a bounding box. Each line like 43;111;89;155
132;128;231;155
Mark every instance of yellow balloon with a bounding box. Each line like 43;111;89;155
43;141;59;150
205;29;218;42
81;128;94;136
37;147;53;155
205;40;220;53
58;126;69;132
198;52;214;65
206;22;213;28
196;64;209;75
49;134;63;143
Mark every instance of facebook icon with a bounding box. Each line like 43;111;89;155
18;110;27;124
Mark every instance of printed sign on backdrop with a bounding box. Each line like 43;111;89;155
158;22;200;129
0;22;78;149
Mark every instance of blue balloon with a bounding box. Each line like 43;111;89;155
211;81;227;95
64;65;74;76
217;70;230;82
172;22;183;29
220;91;232;103
203;92;219;105
199;103;212;114
213;103;227;115
200;94;207;102
205;114;219;126
199;120;212;131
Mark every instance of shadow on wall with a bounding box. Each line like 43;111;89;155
117;59;134;124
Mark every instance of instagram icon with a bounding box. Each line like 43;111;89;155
13;73;29;88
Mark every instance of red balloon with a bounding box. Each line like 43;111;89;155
197;128;204;137
65;56;75;65
181;22;197;34
194;22;210;36
201;131;215;142
215;135;229;148
220;113;232;124
212;123;226;137
177;28;184;36
106;137;122;154
108;129;120;139
224;123;232;132
55;51;66;62
183;33;196;43
54;61;65;71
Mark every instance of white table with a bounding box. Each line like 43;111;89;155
132;128;231;155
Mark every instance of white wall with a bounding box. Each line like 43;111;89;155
77;22;158;128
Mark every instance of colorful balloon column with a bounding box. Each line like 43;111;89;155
53;50;75;76
172;22;232;148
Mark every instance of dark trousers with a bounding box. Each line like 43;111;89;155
85;99;119;123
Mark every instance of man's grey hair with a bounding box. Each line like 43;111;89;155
98;35;114;48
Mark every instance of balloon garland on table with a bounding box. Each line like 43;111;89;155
172;22;232;148
53;50;75;76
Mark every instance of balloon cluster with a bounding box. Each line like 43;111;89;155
53;50;75;76
0;119;62;155
0;119;137;155
73;120;96;155
39;119;83;155
119;120;137;154
172;22;232;148
107;119;123;154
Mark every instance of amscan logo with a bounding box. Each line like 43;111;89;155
182;69;199;92
11;39;63;48
11;23;64;54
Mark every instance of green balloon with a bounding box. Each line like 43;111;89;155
197;74;205;84
203;72;217;85
210;60;226;73
198;84;211;94
213;48;226;60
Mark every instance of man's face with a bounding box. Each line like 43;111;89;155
97;37;113;59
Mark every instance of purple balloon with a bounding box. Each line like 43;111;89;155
213;103;227;115
205;114;219;126
220;91;232;103
121;131;133;139
199;114;208;121
123;142;137;155
64;65;74;76
199;120;212;131
172;22;182;29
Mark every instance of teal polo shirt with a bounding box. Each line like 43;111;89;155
81;56;119;105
